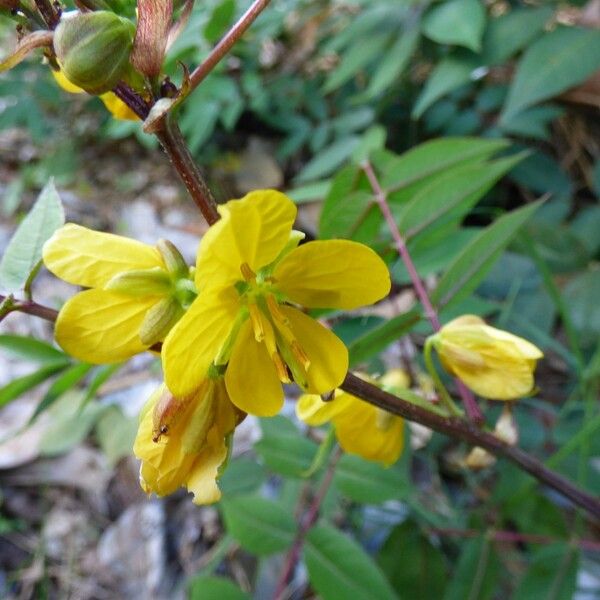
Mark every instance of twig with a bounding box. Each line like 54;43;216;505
428;527;600;552
188;0;271;92
273;448;342;600
341;372;600;520
361;160;484;424
155;118;220;224
0;294;58;322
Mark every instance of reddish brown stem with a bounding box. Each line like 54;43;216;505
361;160;484;425
0;294;58;322
273;448;342;600
428;527;600;551
188;0;271;92
155;119;220;225
341;372;600;520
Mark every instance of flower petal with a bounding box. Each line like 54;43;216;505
43;224;163;288
296;391;354;426
100;93;140;121
55;289;156;363
333;399;404;466
196;190;297;289
187;439;229;505
225;320;284;416
282;306;348;394
52;69;84;94
274;240;390;309
162;287;239;397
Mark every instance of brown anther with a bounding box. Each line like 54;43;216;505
272;352;291;383
291;340;311;370
240;262;256;282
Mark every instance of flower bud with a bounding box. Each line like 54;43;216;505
156;239;189;278
104;267;172;296
139;296;183;345
53;11;136;94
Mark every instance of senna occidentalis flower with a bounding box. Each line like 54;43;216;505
162;190;391;417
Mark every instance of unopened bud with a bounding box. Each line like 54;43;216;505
105;267;172;296
182;382;217;453
465;447;496;470
54;11;136;94
156;239;188;278
139;297;182;345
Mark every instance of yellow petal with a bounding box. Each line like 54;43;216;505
187;439;229;505
196;190;297;290
274;240;391;309
55;289;156;363
52;69;84;94
296;391;354;426
43;224;163;288
162;287;239;397
281;306;348;394
225;320;284;416
333;398;404;466
100;92;140;121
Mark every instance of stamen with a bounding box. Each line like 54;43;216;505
266;294;290;326
291;341;311;370
240;262;256;282
272;352;292;383
248;303;265;342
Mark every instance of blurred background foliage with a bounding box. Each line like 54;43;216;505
1;0;600;598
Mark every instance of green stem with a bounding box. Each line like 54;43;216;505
424;338;462;416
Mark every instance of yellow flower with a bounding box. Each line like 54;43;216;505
51;69;139;121
296;370;407;466
43;224;195;363
430;315;543;400
162;190;391;417
134;380;240;504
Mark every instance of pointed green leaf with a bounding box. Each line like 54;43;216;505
422;0;486;52
0;334;67;364
0;362;70;409
433;201;543;309
501;27;600;124
221;496;296;555
304;525;398;600
0;179;64;292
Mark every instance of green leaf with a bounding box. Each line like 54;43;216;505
81;363;123;407
219;457;266;496
481;6;553;65
255;416;318;477
189;575;251;600
396;153;525;241
422;0;486;52
204;0;236;43
287;180;330;204
513;545;579;600
365;28;420;99
0;179;64;292
377;521;448;599
0;334;67;364
296;136;360;183
334;454;409;503
348;310;420;366
220;496;296;555
304;525;398;600
433;201;543;309
564;270;600;347
29;362;92;424
0;361;69;408
501;27;600;124
94;405;139;466
382;137;509;191
38;391;107;456
412;55;479;119
443;537;499;600
323;34;392;92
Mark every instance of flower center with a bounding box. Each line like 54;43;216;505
235;262;311;387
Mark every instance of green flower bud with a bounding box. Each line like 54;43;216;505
156;239;189;278
139;297;183;346
104;267;173;296
53;11;136;94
